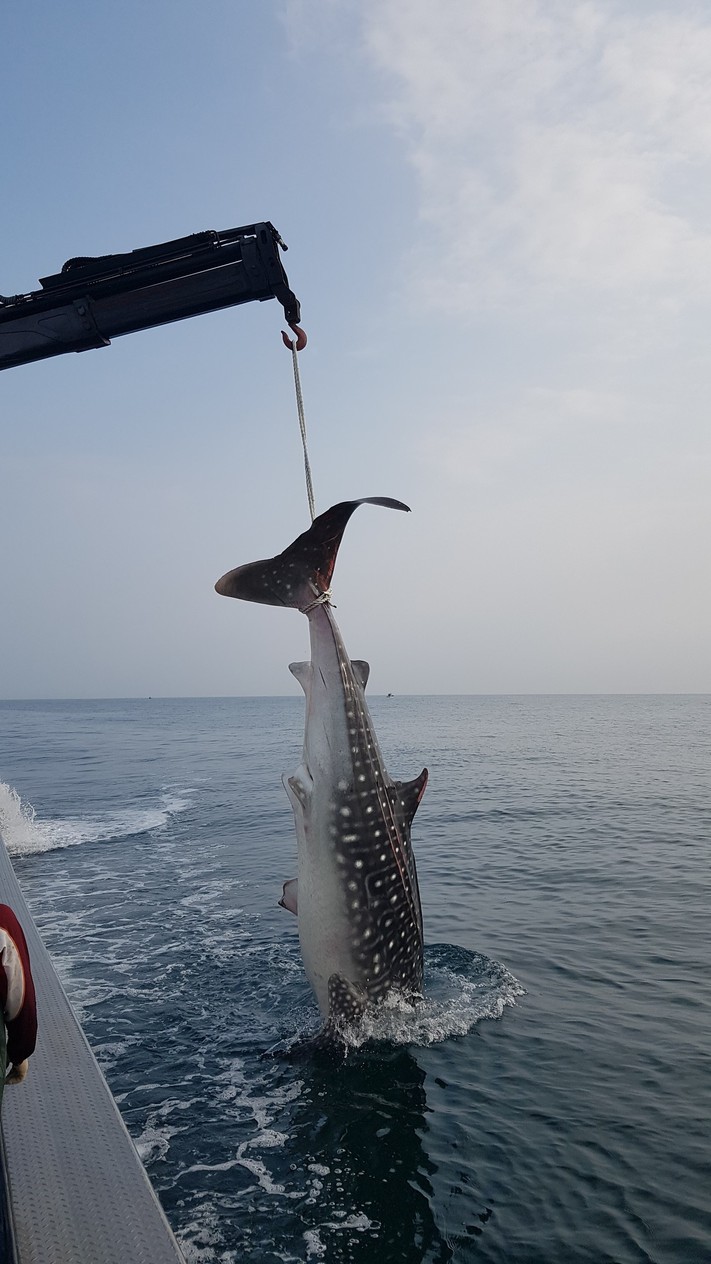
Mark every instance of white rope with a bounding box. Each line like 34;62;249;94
300;586;335;614
289;339;316;522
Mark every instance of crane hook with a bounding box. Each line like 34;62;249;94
282;323;308;352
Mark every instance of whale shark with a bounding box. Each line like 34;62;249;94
215;498;427;1044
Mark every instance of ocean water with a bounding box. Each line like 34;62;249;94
0;694;709;1264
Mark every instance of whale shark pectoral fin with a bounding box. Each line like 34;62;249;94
393;768;429;826
283;770;312;808
299;974;367;1055
289;661;312;694
350;660;371;690
327;972;367;1027
266;974;367;1061
278;878;298;915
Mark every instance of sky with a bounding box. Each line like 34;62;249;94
1;0;710;697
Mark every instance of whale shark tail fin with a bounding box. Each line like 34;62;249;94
215;497;410;610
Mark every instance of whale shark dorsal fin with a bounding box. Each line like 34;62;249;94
351;660;370;690
289;661;312;694
394;768;429;826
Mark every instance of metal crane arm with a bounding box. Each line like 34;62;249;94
0;221;301;372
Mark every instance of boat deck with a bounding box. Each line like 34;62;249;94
0;835;186;1263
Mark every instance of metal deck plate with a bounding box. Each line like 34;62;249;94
0;836;186;1263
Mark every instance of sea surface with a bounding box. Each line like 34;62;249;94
0;694;709;1264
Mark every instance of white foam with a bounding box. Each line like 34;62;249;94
212;1062;304;1132
134;1119;182;1164
322;1212;377;1232
160;787;196;814
133;1097;194;1164
0;781;191;857
234;1131;298;1198
304;1229;327;1259
345;960;525;1049
0;783;39;854
175;1201;229;1264
303;1212;379;1259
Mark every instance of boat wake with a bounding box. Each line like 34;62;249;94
0;781;192;857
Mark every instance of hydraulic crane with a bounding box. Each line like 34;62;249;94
0;220;303;372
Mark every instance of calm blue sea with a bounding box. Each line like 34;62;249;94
1;694;709;1263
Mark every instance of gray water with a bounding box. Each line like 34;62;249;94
0;694;709;1262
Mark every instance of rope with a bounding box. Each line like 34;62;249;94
300;586;334;614
288;339;316;522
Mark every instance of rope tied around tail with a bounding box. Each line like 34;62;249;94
300;585;336;614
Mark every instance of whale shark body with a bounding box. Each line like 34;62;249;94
215;498;427;1044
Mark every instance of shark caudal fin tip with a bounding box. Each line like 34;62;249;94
358;496;410;514
214;569;240;598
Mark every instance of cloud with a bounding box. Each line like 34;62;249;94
359;0;711;314
275;1;711;691
415;383;630;491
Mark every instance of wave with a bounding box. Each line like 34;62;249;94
0;781;192;857
345;943;525;1049
262;944;525;1054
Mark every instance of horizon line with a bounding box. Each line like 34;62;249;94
1;692;710;703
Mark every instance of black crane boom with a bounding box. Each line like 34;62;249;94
0;221;301;372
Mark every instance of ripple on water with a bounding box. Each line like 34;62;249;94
4;694;710;1264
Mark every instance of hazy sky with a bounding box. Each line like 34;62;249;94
2;0;710;697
